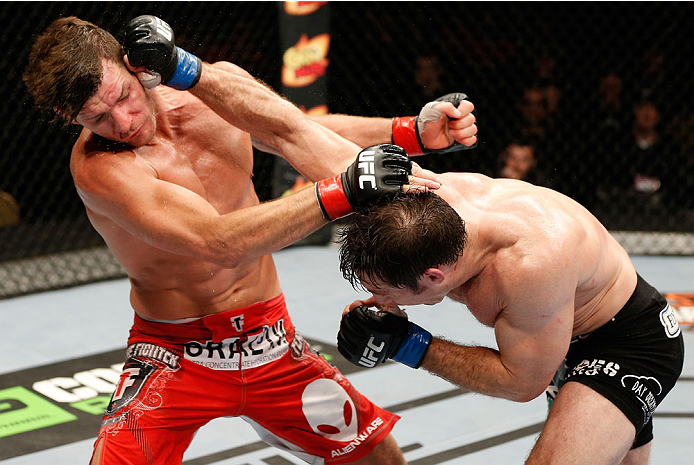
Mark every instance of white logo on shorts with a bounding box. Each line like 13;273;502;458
621;374;663;425
302;379;358;442
659;304;681;338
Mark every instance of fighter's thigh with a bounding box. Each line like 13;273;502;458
243;335;401;462
91;349;221;464
621;442;651;465
527;381;635;465
89;427;197;465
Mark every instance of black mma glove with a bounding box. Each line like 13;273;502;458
315;144;411;220
122;15;202;90
337;305;432;369
392;92;477;155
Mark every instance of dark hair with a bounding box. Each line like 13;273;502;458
337;192;466;292
23;16;124;125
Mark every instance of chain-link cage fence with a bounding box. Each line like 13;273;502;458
2;2;693;298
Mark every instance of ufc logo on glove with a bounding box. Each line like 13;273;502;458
357;150;377;190
359;336;385;367
314;144;411;221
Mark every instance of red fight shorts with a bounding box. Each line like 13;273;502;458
91;294;399;464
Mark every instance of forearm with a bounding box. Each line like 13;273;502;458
188;64;304;149
189;64;359;180
420;338;534;402
204;185;326;267
124;18;361;179
309;114;392;148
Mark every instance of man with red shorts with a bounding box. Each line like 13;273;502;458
23;15;478;464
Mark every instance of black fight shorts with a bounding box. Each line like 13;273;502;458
546;274;684;449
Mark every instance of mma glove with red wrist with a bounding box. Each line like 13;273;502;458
122;15;201;90
315;144;411;221
337;305;432;369
392;92;477;155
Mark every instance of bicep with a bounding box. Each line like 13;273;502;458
494;276;576;394
77;162;218;257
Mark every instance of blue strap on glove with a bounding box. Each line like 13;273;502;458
392;323;432;368
168;47;202;90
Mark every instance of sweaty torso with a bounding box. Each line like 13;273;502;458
439;173;637;337
71;87;281;320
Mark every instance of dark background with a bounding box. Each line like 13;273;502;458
2;2;693;265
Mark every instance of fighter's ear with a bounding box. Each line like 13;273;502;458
423;267;446;284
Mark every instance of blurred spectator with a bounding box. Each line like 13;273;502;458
596;72;630;134
626;99;688;207
595;98;691;228
633;48;670;109
496;141;554;188
516;77;562;151
533;54;561;117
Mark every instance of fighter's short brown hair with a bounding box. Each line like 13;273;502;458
23;16;124;125
338;192;467;292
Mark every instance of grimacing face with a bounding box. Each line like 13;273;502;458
75;59;157;146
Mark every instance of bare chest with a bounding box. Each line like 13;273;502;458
144;117;255;213
448;277;503;327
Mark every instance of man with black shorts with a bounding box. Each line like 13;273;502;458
336;174;684;464
23;15;478;465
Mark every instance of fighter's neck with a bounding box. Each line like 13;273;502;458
151;87;188;138
450;222;497;290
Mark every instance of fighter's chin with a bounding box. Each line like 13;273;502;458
126;124;154;147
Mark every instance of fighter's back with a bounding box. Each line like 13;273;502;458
438;172;637;336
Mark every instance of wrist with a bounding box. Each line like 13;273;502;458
167;47;202;90
392;116;424;155
315;174;353;221
392;323;432;368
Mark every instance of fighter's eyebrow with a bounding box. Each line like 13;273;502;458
85;83;127;121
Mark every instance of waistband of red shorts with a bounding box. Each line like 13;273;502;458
130;294;292;343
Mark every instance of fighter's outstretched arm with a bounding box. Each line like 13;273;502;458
74;143;436;268
309;95;478;154
123;15;365;180
123;16;475;170
188;61;362;181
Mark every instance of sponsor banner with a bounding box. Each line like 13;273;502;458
273;2;331;205
0;338;354;460
280;1;330;103
0;349;125;460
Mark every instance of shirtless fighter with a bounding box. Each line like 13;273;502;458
22;15;477;465
336;176;684;464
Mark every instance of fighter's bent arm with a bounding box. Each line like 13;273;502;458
75;152;326;269
309;101;478;153
75;142;436;269
421;270;575;402
338;260;575;402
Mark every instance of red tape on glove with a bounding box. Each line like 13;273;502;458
392;116;424;156
315;174;353;220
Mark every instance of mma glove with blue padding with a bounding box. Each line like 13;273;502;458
122;15;201;90
337;305;432;369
